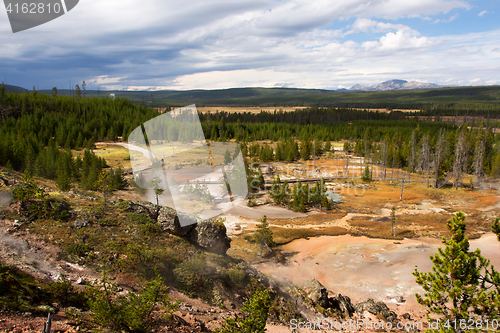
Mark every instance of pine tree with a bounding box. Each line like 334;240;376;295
56;167;72;191
215;290;271;333
414;212;500;332
300;139;311;160
253;215;275;256
94;170;112;210
324;140;332;153
361;165;372;181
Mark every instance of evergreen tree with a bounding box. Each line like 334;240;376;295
215;290;271;333
253;215;275;253
56;167;72;191
361;165;372;181
300;139;311;160
324;140;332;153
94;170;112;210
414;212;500;332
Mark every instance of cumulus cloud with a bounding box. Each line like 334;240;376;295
0;0;496;90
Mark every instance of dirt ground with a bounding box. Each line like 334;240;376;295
254;233;500;330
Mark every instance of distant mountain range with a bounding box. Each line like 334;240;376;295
349;79;441;91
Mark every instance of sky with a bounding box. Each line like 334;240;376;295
1;0;500;91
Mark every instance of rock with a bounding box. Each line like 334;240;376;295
309;287;330;309
74;216;92;229
125;201;158;219
157;206;196;236
402;313;411;320
355;299;398;322
188;220;231;255
302;278;326;294
303;279;330;308
396;296;405;303
76;277;86;285
330;294;355;317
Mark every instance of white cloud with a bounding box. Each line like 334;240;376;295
0;0;497;90
433;12;460;23
478;10;489;17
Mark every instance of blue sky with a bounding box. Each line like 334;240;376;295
1;0;499;90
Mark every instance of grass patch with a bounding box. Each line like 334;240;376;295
271;226;348;245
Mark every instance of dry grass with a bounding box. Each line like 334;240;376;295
268;212;346;226
197;106;308;114
271;226;349;245
73;145;132;169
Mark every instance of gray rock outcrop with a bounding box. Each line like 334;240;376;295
126;200;230;254
330;294;355;318
187;220;231;255
355;298;398;322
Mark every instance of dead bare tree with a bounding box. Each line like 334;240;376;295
433;129;447;188
453;131;468;190
381;139;388;180
418;134;431;187
408;129;417;181
473;131;486;188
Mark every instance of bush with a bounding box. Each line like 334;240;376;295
114;200;130;210
98;217;118;227
47;274;87;308
361;165;372;181
84;268;179;332
128;212;155;225
66;243;91;257
215;290;271;333
173;256;214;298
140;222;162;236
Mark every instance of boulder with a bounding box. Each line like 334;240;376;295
355;299;397;322
187;220;231;255
125;201;158;219
330;294;355;317
157;206;196;236
310;287;330;309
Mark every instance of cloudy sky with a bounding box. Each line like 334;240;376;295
1;0;499;91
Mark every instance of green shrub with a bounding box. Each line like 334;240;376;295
128;212;154;225
66;243;91;257
98;217;118;227
140;222;162;236
114;200;130;210
215;290;271;333
85;268;179;332
173;256;214;298
224;267;247;287
47;274;87;308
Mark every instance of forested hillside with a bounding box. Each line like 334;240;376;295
0;84;158;190
28;85;500;111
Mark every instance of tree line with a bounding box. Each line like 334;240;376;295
0;84;158;190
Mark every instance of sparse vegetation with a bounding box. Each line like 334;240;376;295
215;290;271;333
